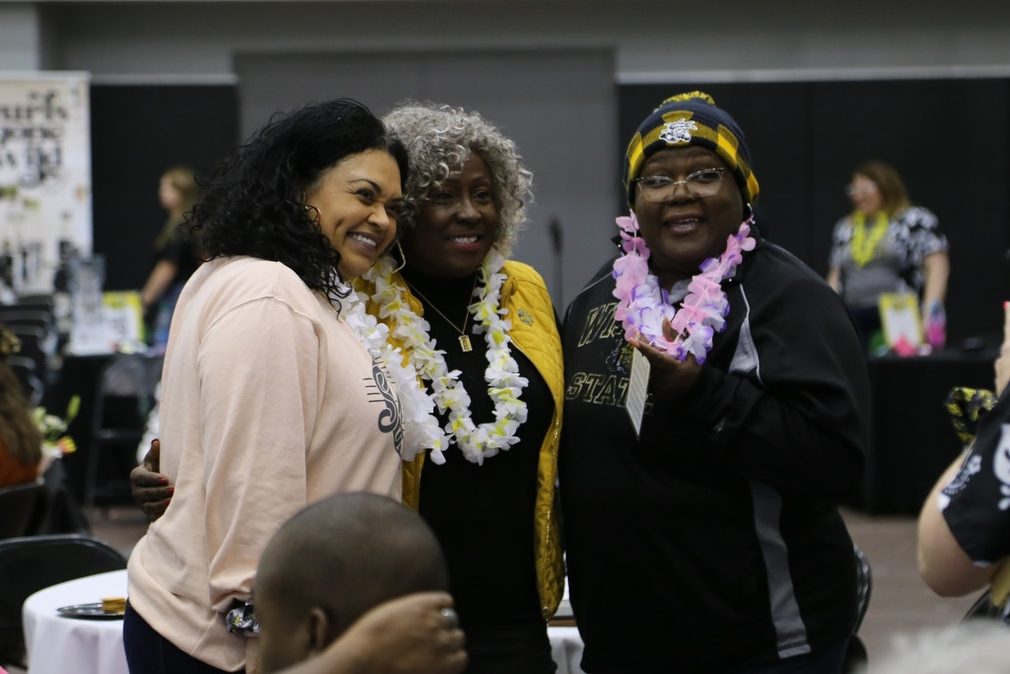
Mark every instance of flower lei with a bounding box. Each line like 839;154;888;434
363;250;529;465
849;211;889;267
612;212;756;364
335;287;446;464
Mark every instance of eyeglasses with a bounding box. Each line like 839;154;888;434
634;168;727;202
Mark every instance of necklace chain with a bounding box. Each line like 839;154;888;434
401;276;476;339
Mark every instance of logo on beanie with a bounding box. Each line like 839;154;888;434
659;119;697;145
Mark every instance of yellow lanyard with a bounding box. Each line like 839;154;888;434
849;211;889;267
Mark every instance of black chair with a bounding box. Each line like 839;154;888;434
962;588;1010;623
853;544;873;631
4;354;44;406
842;545;873;673
84;353;157;506
0;533;127;667
11;294;55;313
0;481;46;539
0;309;53;333
3;325;51;390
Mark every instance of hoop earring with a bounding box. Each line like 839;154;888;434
391;239;406;274
303;204;321;224
743;202;755;224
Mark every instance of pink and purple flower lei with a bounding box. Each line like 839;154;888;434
611;212;756;364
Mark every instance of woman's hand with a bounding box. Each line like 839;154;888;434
130;439;173;521
632;325;702;404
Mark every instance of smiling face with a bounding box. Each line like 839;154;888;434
402;154;500;278
304;149;402;280
632;146;744;288
848;173;883;215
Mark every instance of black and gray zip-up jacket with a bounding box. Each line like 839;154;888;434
559;235;869;673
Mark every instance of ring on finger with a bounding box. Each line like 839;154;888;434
439;607;460;629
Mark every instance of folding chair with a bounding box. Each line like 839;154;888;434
0;534;126;667
4;355;44;406
842;545;873;673
84;353;157;506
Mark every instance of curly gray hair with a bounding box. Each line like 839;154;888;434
383;102;532;256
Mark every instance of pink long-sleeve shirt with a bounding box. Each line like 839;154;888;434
128;257;403;672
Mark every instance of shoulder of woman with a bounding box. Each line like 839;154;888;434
502;259;548;288
896;205;939;227
207;257;325;313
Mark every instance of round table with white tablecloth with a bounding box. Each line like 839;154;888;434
21;568;585;673
22;569;128;674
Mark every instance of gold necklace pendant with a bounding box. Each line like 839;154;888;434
405;277;478;353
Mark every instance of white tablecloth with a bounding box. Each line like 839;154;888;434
20;568;584;674
548;625;585;674
22;569;128;674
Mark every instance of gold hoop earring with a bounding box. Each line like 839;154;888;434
303;204;321;224
391;239;406;274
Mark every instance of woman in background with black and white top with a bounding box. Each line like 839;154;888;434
826;159;949;351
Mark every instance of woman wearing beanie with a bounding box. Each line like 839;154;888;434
560;91;869;673
826;160;950;352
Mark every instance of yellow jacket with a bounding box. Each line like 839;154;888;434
357;259;565;619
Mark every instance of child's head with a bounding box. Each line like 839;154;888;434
255;492;448;673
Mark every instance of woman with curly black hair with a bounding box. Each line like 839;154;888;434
124;98;415;674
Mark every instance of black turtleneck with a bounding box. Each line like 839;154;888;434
401;264;552;634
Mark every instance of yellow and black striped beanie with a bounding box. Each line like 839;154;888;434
624;91;760;206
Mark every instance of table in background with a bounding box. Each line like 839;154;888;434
861;348;997;514
22;569;128;674
22;569;585;674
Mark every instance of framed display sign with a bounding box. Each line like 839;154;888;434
0;72;92;294
878;292;923;350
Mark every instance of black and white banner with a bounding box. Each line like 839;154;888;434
0;72;91;294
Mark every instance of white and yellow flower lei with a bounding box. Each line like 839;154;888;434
363;249;529;465
336;287;447;464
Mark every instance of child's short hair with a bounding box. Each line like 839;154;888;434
255;492;448;672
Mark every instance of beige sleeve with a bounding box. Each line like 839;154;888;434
196;295;322;612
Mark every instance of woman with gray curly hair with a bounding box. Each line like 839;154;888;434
357;102;564;674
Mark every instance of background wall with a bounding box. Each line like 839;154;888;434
4;0;1010;340
89;85;237;290
235;49;616;305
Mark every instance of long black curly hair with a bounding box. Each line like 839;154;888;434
191;98;408;304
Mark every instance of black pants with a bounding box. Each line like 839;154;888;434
464;621;557;674
123;602;244;674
